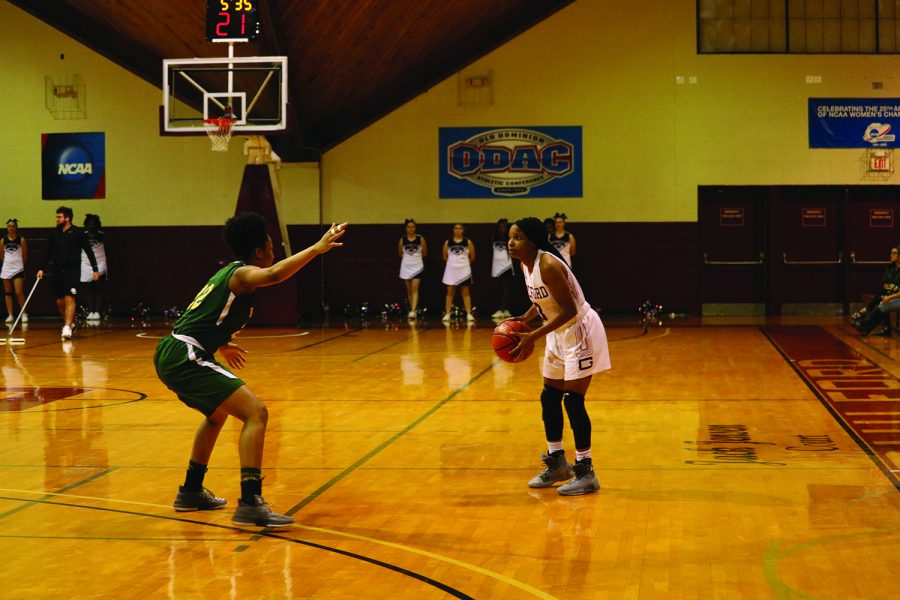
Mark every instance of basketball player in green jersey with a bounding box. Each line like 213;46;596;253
154;212;347;528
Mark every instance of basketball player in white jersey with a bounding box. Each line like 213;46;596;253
505;217;610;495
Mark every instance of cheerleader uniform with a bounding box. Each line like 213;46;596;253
549;232;572;267
399;235;424;280
523;250;609;381
1;236;24;279
491;237;514;279
442;238;472;287
80;231;107;282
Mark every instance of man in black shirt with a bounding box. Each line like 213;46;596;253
36;206;98;340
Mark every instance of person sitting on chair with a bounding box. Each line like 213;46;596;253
852;245;900;337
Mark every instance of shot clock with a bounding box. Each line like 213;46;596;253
206;0;261;42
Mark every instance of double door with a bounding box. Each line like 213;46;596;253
700;186;900;315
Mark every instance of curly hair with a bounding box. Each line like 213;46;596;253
223;211;269;261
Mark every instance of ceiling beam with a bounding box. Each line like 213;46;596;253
257;0;320;162
315;0;577;151
8;0;162;91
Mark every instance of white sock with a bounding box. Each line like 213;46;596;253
547;440;564;454
575;448;592;462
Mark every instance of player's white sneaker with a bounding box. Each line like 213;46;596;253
21;313;28;323
557;459;601;496
407;310;416;320
61;325;73;340
502;310;512;318
441;313;451;323
4;315;12;324
466;313;476;323
88;311;100;321
491;309;504;319
528;450;574;488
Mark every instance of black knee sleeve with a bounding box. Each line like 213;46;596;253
540;385;565;441
563;391;592;450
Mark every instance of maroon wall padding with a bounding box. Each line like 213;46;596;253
21;222;701;322
234;164;297;325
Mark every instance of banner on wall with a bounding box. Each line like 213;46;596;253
439;126;582;198
809;99;900;148
41;132;106;199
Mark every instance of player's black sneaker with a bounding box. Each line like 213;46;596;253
173;486;227;511
528;450;575;488
232;496;294;528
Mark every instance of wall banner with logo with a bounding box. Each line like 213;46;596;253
41;132;106;199
809;99;900;148
439;126;582;198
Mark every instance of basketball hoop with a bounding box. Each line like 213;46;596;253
203;116;236;152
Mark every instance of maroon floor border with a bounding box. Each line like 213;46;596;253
762;325;900;490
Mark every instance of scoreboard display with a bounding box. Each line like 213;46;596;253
206;0;260;42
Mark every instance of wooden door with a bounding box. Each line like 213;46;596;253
699;186;767;315
771;187;843;315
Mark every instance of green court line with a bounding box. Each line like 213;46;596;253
763;527;900;599
351;329;428;363
0;467;116;521
283;358;500;516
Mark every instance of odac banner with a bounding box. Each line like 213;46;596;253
809;99;900;148
439;126;582;198
41;132;106;199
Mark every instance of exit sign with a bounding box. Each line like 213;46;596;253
870;154;892;171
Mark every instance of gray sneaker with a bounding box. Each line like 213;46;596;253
528;450;575;488
232;496;294;528
173;486;227;511
557;460;600;496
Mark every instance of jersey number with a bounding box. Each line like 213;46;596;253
186;283;215;312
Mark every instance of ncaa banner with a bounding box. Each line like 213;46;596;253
41;132;106;199
809;99;900;148
439;126;582;198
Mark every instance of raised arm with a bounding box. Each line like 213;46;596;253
230;223;347;294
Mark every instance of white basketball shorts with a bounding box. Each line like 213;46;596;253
542;309;611;381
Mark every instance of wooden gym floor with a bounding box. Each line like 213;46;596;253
1;317;898;599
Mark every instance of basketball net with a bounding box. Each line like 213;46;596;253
203;116;237;152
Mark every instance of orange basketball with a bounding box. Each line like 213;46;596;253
492;320;533;363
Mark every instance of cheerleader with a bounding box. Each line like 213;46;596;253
398;219;427;319
80;214;108;321
2;219;28;324
549;212;576;267
441;223;476;323
506;217;610;496
490;219;515;319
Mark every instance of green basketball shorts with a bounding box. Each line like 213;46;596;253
154;334;245;416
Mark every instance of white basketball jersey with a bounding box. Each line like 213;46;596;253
522;250;589;324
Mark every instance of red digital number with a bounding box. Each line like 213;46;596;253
240;13;246;35
216;11;231;37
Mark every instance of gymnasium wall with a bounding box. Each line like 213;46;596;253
325;0;900;224
4;1;900;316
0;2;320;228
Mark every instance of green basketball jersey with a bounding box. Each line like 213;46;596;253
172;261;254;352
